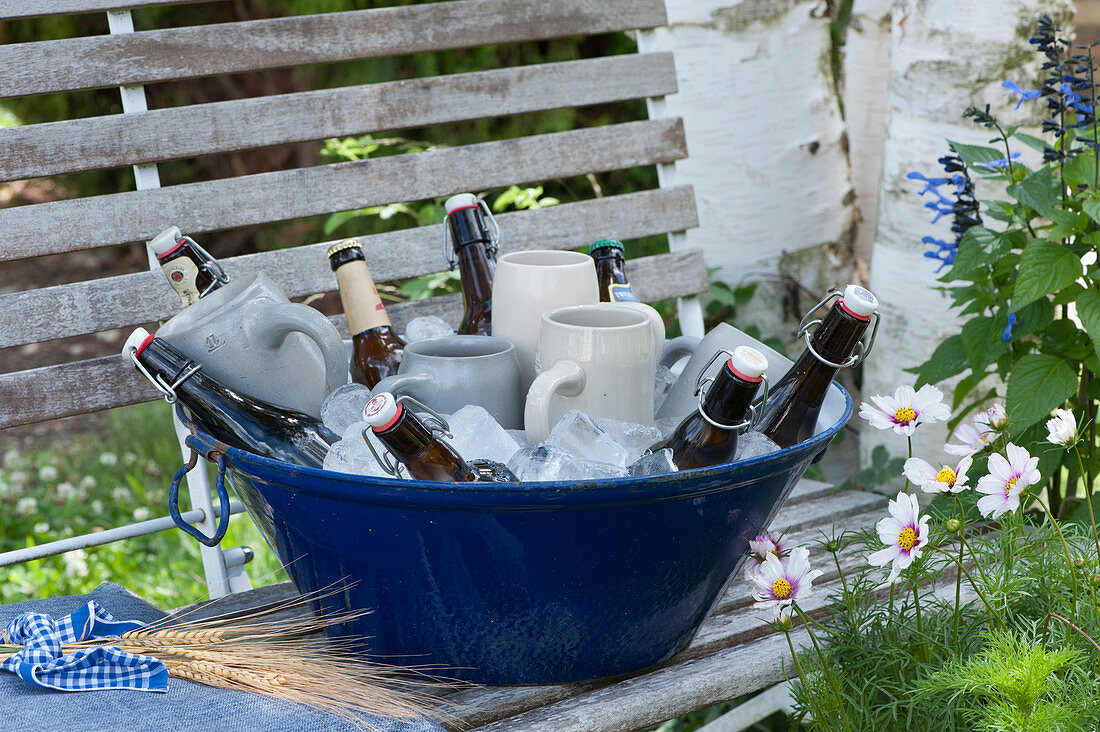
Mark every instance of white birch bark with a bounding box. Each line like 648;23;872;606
861;0;1074;488
651;1;857;340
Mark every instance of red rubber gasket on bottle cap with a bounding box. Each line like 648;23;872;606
135;332;156;357
364;393;402;431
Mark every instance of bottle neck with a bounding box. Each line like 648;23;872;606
373;405;435;455
455;242;493;307
447;207;492;250
808;303;869;365
333;258;391;336
701;365;759;426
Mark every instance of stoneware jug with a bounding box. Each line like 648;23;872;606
157;273;348;419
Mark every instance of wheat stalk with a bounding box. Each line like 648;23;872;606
0;589;453;730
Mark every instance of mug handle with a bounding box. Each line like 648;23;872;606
255;303;350;396
524;360;585;442
659;335;700;369
370;372;434;402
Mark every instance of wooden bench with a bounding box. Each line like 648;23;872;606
0;1;881;728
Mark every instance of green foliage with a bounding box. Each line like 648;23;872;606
858;444;905;492
0;402;288;609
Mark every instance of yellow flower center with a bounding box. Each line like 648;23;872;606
936;467;957;485
898;527;917;551
894;406;916;424
772;578;793;600
1005;477;1018;496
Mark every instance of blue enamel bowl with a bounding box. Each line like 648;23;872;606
183;384;851;685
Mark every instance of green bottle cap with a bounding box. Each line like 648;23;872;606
588;239;625;255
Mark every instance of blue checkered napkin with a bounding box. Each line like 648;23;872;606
1;600;168;692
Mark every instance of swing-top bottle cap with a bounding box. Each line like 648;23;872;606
444;193;478;215
148;226;184;256
122;327;154;359
363;392;402;431
840;284;878;319
726;346;768;382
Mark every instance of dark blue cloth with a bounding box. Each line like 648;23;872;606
0;584;445;732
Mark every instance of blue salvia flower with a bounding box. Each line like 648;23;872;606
1001;80;1042;109
1002;312;1018;342
921;237;956;272
1059;81;1093;115
977;153;1022;169
910;152;981;273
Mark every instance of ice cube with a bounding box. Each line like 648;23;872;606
654;365;676;414
403;315;454;343
321;383;373;433
546;410;628;467
444;405;521;465
323;421;401;478
594;416;663;465
736;431;780;460
628;448;678;477
507;444;573;482
506;429;534;450
656;415;683;440
561;458;628;481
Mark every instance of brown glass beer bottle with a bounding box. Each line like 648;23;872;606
123;328;337;468
444;193;495;336
327;240;405;388
361;392;516;482
589;239;640;303
649;346;769;470
756;284;878;448
148;226;229;306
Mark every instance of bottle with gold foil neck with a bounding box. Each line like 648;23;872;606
327;240;404;388
444;193;495;336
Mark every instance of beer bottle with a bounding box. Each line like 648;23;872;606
327;240;405;388
148;226;229;307
444;193;495;336
756;284;879;448
649;346;769;470
361;392;517;482
589;239;639;303
123;327;337;468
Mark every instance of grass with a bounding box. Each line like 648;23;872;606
0;400;288;609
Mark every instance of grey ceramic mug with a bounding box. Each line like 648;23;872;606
370;335;524;429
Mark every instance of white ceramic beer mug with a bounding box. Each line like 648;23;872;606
524;304;656;442
491;250;599;392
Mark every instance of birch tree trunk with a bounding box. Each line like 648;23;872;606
861;0;1073;487
648;1;857;340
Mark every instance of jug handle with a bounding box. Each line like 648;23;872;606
370;372;435;402
524;360;585;442
256;303;350;396
659;335;700;369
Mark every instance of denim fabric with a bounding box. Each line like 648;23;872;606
0;584;445;732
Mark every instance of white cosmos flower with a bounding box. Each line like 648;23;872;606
975;443;1041;520
868;491;930;583
944;421;996;456
750;546;823;618
859;384;951;436
976;403;1007;432
1046;409;1077;447
903;455;972;494
744;530;788;580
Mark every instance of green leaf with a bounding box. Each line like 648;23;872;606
1062;148;1098;188
961;315;1008;376
982;200;1018;223
1006;166;1058;220
1083;198;1100;227
1014;297;1055;338
1013;131;1049;154
942;227;1019;283
1012;238;1083;310
1047;208;1089;239
1006;353;1078;433
1076;289;1100;361
947;140;1008;169
911;334;969;387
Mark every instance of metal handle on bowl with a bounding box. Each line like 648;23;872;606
167;435;231;547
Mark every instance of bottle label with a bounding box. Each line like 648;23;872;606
334;260;391;334
608;283;639;303
161;257;202;307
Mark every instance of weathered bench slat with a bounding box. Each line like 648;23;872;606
0;118;687;261
0;187;699;349
0;249;705;428
0;54;678;181
0;0;667;98
0;0;211;21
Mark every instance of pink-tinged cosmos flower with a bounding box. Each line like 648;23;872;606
944;420;996;456
1046;409;1077;447
859;384;951;436
868;491;930;583
903;455;972;494
977;403;1007;432
743;530;788;580
975;443;1041;519
750;546;822;618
